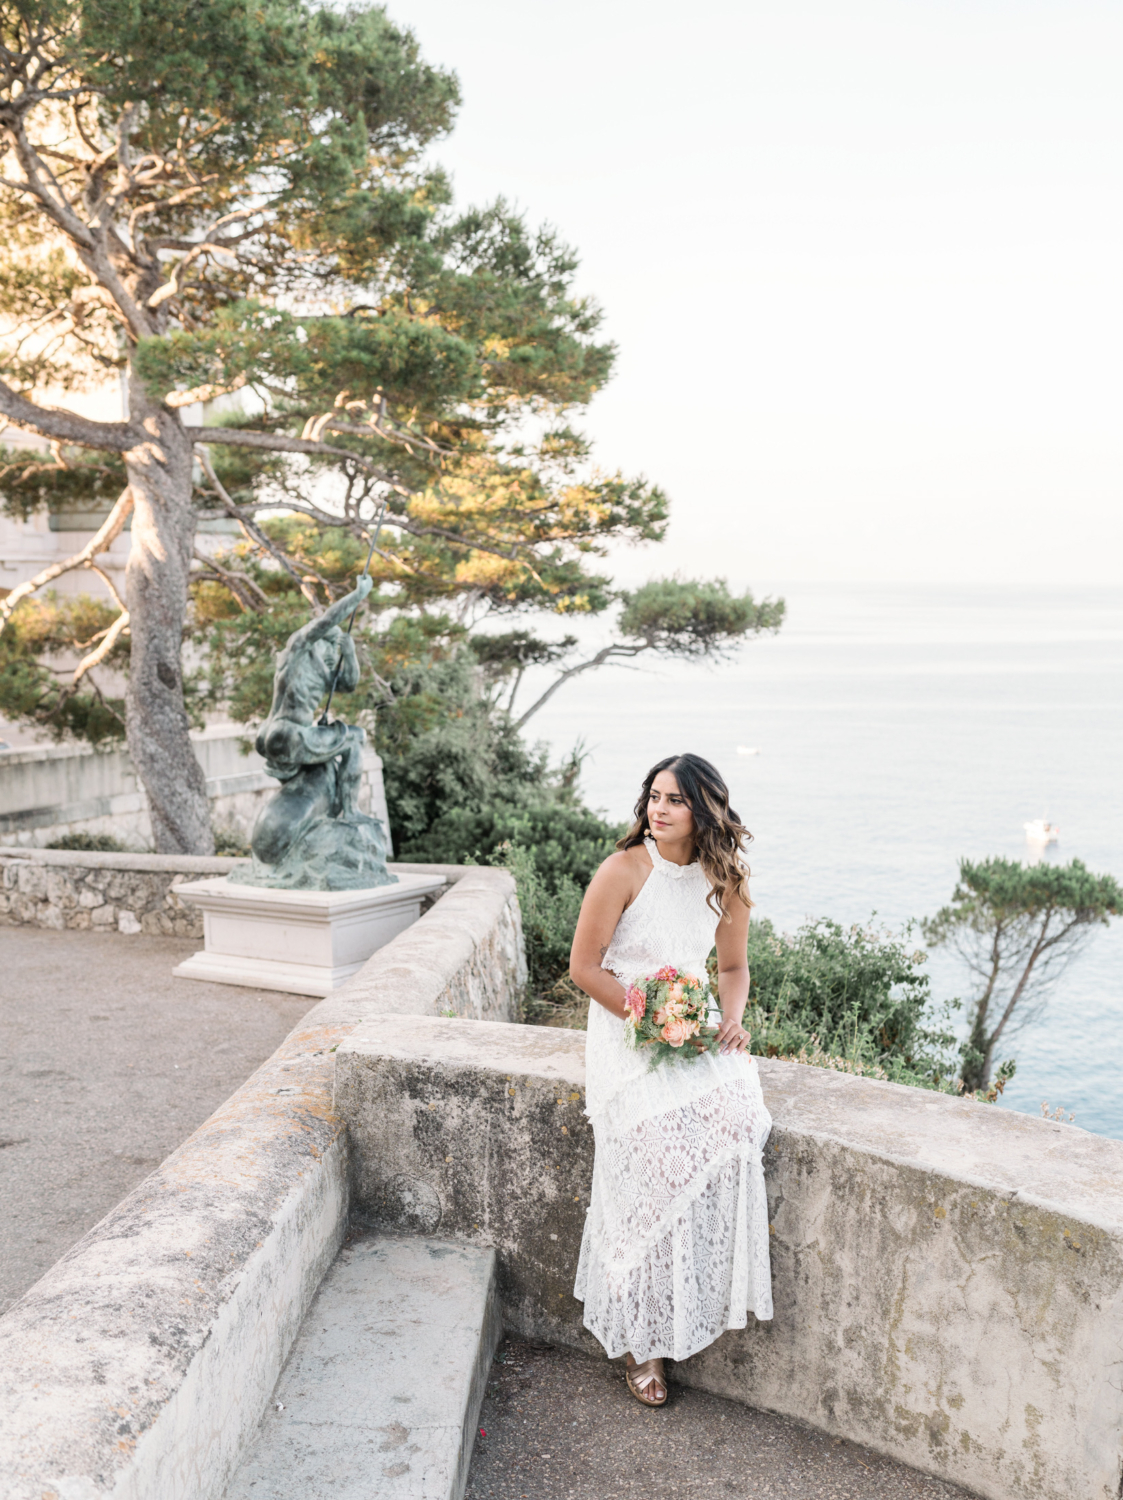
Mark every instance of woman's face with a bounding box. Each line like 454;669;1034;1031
647;769;694;843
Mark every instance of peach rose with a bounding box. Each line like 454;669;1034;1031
652;1006;668;1026
661;1016;689;1047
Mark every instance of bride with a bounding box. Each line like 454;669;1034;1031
569;753;773;1406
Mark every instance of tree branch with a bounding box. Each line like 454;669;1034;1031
147;238;242;309
166;373;247;409
192;547;270;612
986;907;1083;1052
513;643;644;728
72;609;129;685
189;429;530;563
86;561;127;613
185;425;412;493
4;115;95;250
195;448;322;612
0;485;135;630
0;379;136;452
310;414;452;458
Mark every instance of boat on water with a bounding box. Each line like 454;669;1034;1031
1024;818;1059;846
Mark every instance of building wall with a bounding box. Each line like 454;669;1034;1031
0;726;390;850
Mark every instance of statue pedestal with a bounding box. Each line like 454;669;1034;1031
171;871;447;996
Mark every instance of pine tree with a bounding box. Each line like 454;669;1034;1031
0;0;671;849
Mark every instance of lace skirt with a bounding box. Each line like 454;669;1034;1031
574;1002;773;1363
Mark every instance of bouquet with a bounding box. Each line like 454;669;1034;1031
623;966;720;1068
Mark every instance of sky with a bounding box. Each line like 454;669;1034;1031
383;0;1123;589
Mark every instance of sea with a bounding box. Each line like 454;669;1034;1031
516;583;1123;1140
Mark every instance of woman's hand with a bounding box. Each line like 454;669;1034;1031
715;1014;750;1055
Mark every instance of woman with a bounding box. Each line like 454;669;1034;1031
569;753;773;1406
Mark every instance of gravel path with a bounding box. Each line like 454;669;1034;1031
466;1338;972;1500
0;926;312;1312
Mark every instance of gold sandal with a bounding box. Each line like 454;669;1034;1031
625;1354;667;1406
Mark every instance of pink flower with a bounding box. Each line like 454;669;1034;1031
667;984;684;1005
652;1006;668;1026
624;986;646;1023
661;1016;689;1047
655;965;679;982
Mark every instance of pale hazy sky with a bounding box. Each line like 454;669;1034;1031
385;0;1122;588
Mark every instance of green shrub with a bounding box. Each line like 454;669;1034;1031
481;840;594;1027
739;916;976;1095
213;826;252;857
46;831;126;852
503;884;996;1097
408;804;621;890
0;593;127;746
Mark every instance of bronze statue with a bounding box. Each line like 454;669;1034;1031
230;574;395;890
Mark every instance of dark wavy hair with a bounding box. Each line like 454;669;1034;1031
618;753;752;917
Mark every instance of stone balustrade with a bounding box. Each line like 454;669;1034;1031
0;866;523;1500
335;1015;1123;1500
3;857;1120;1500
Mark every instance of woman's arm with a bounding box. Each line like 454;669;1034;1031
713;894;752;1054
568;852;641;1019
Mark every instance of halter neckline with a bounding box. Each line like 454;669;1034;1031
644;834;698;878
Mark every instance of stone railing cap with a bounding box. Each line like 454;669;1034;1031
339;1012;585;1085
0;847;245;874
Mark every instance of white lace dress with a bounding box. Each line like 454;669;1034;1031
573;837;773;1362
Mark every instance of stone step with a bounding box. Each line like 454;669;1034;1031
224;1234;501;1500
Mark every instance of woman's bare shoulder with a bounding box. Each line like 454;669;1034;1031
601;845;650;876
587;845;648;899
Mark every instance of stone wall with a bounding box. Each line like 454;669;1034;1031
335;1015;1123;1500
0;851;464;938
0;847;241;935
0;867;523;1500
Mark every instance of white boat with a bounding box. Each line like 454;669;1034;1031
736;745;759;756
1024;818;1059;846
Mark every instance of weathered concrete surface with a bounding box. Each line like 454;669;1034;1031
227;1234;501;1500
689;1060;1123;1500
336;1018;592;1350
0;866;522;1500
466;1336;970;1500
0;846;241;872
338;863;527;1022
336;1015;1123;1500
0;927;313;1313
